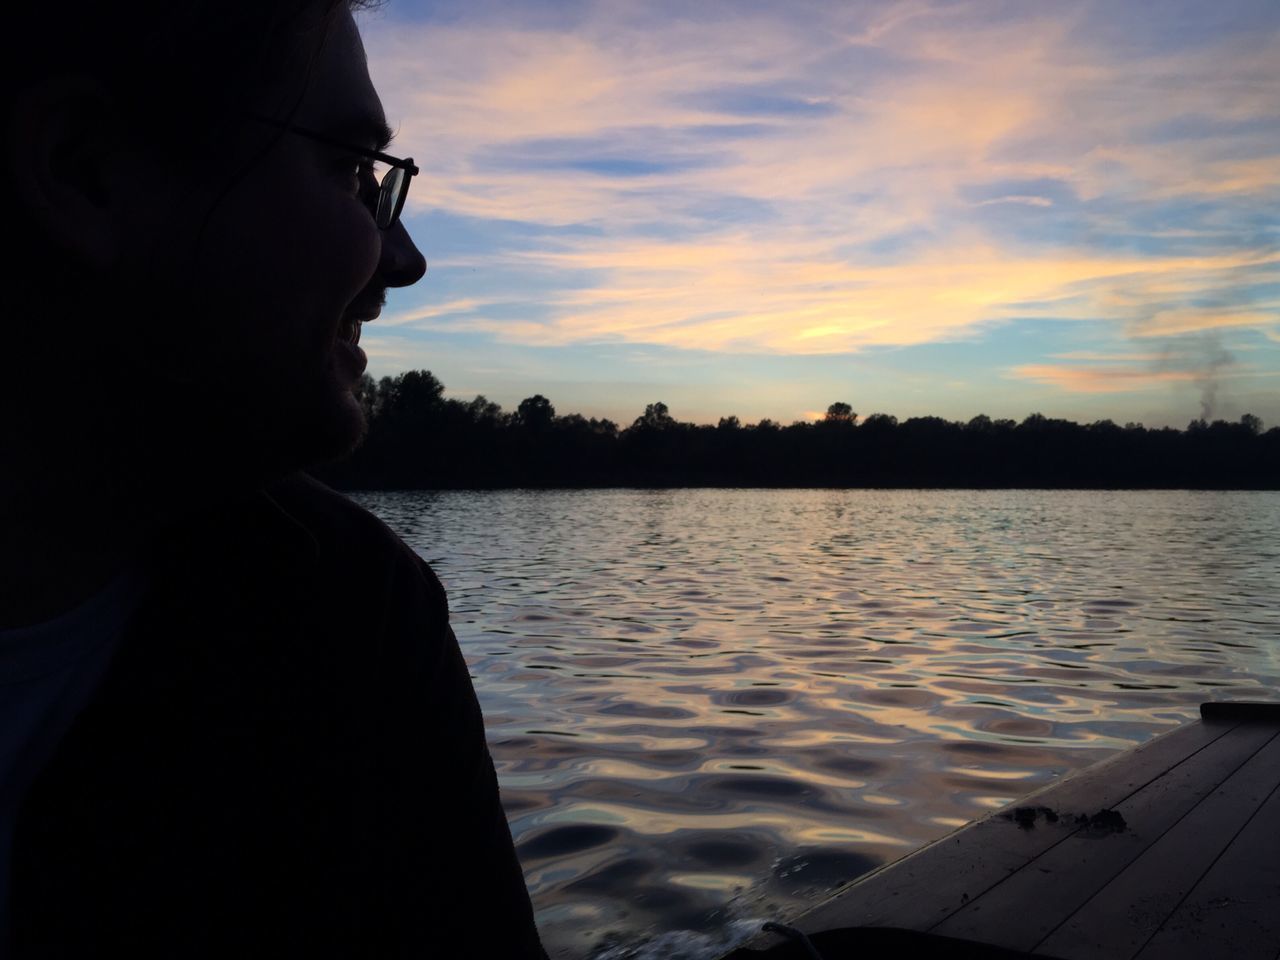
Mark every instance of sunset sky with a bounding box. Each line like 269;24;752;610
355;0;1279;429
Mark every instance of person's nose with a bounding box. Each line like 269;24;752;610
380;218;427;288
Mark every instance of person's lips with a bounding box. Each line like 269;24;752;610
337;318;365;345
336;291;384;370
339;303;382;346
334;321;368;376
348;291;385;319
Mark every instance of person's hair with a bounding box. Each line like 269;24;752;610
4;1;383;150
3;0;383;323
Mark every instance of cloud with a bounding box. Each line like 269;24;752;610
1013;333;1254;417
486;241;1279;353
356;0;1280;363
1010;364;1204;394
1053;351;1167;362
1134;306;1280;338
377;297;494;327
973;195;1055;208
357;334;428;369
682;86;841;119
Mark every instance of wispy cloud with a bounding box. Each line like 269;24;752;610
1012;332;1252;419
378;297;495;327
1010;364;1205;394
1053;351;1167;362
1134;306;1280;338
476;243;1279;353
972;195;1055;208
355;0;1279;408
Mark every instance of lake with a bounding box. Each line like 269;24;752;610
351;489;1280;960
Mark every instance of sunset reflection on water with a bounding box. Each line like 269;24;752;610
355;488;1279;960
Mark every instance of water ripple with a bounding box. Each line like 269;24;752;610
355;488;1280;960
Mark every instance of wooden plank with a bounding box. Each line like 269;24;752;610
930;721;1278;952
779;719;1232;941
1036;729;1280;959
1200;701;1280;722
1134;754;1280;960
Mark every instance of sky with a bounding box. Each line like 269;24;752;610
354;0;1280;429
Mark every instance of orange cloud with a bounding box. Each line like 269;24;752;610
1010;365;1204;394
357;2;1280;357
1134;306;1280;338
484;240;1279;353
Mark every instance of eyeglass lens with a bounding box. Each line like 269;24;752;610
376;166;408;229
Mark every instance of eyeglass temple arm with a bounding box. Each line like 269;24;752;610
246;112;418;176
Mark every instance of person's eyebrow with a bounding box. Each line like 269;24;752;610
328;113;396;152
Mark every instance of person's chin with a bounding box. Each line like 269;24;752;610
319;388;370;462
294;378;369;466
249;371;369;477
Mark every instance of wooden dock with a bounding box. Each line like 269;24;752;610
725;702;1280;959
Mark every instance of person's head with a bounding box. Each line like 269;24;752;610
3;0;426;485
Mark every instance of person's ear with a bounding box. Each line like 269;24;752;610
6;77;130;272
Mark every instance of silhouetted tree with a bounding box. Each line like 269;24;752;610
862;413;897;431
824;402;856;425
516;394;556;431
467;395;503;424
633;401;675;431
384;370;444;421
307;370;1279;490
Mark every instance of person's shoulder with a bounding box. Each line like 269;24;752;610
263;472;396;551
262;472;448;615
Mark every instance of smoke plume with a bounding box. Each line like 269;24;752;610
1152;332;1235;422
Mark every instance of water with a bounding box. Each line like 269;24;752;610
351;489;1280;960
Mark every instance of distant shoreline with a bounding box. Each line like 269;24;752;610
312;370;1279;492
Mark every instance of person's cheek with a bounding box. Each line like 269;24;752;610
277;194;371;354
343;205;384;301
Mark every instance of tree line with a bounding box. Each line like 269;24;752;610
310;370;1280;489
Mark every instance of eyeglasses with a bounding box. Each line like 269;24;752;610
248;115;419;230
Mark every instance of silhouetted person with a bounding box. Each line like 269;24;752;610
1;2;547;956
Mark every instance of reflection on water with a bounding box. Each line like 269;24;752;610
353;489;1280;960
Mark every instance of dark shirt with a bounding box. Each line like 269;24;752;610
11;474;548;958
